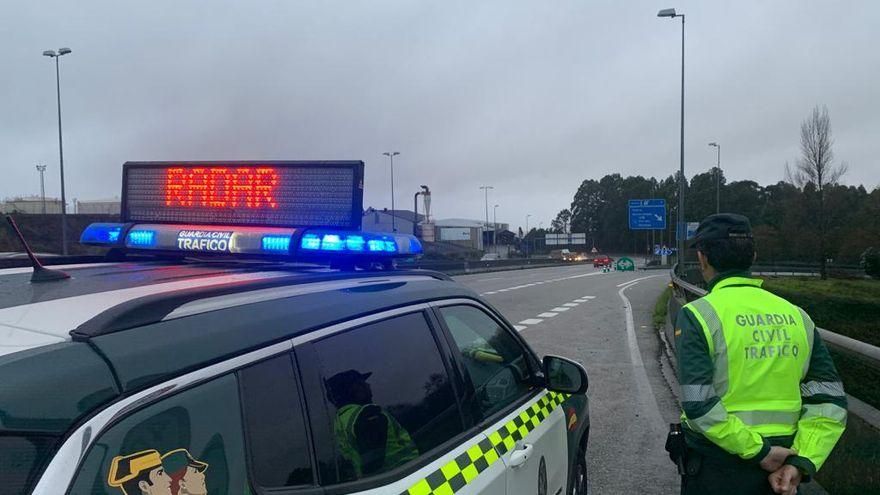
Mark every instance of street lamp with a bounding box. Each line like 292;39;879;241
479;186;494;246
382;151;400;232
657;7;685;267
36;164;47;214
493;204;499;233
43;47;72;254
709;142;721;213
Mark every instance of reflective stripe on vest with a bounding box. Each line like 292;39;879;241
684;277;812;435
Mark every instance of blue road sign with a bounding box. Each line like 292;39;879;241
628;199;666;230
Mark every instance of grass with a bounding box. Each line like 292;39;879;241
653;287;672;330
761;277;880;347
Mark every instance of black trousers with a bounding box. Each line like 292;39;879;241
681;450;799;495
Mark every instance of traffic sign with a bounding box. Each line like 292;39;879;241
628;199;666;230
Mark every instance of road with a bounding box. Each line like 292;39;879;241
455;263;682;494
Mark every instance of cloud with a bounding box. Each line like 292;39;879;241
2;0;877;231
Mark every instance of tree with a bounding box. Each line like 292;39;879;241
551;209;572;234
786;106;848;279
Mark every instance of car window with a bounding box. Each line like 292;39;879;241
311;312;463;483
69;374;249;495
438;305;534;420
238;354;313;488
0;435;57;495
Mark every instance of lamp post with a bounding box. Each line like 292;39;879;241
43;47;72;254
479;185;493;246
657;8;685;266
709;142;721;213
36;164;47;214
382;151;400;232
525;214;532;258
493;204;499;236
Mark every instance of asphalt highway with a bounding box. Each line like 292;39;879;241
455;263;682;494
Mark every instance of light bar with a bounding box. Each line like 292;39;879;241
298;230;422;256
80;223;124;245
81;222;422;260
121;161;364;229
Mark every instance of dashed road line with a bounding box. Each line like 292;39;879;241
563;302;579;307
537;312;558;318
519;318;543;325
551;307;570;312
514;325;527;331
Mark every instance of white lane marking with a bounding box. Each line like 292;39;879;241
498;289;510;292
537;312;558;318
616;275;662;287
573;299;588;303
618;280;666;433
476;277;504;282
551;307;570;312
514;325;528;332
484;291;497;295
583;296;596;299
519;318;543;325
563;302;579;307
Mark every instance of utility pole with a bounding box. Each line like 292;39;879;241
382;151;400;232
479;185;493;246
36;164;47;214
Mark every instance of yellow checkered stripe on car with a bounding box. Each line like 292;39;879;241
400;391;570;495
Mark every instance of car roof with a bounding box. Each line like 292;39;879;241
0;260;479;435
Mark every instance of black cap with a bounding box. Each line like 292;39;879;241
325;369;372;393
690;213;752;247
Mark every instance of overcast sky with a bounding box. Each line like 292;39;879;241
3;1;878;231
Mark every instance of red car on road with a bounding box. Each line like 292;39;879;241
593;255;613;268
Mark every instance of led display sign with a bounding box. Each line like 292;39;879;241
122;161;364;229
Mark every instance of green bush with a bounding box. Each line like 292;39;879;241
862;247;880;279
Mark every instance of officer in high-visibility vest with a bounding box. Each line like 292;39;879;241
326;369;419;479
673;214;847;494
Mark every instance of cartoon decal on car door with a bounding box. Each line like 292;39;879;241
108;449;208;495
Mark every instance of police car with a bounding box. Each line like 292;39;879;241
0;161;590;495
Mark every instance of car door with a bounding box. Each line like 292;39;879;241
434;302;569;495
294;308;507;495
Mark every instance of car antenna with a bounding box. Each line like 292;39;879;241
4;215;70;283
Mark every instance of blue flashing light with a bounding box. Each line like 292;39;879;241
321;234;344;251
384;240;397;253
127;229;157;247
261;235;291;252
80;223;124;245
346;235;366;252
301;234;321;250
409;237;423;254
367;239;385;252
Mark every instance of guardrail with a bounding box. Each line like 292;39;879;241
400;257;580;275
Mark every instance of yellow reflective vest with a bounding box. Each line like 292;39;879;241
675;274;847;476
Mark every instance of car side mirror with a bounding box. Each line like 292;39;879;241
542;355;588;394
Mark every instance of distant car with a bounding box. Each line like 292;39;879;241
593;255;613;268
549;249;572;261
480;253;501;261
